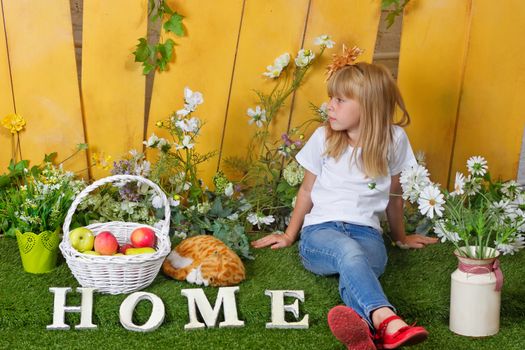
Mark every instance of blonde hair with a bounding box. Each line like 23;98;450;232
325;62;410;178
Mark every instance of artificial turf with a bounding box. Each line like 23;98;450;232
0;235;524;350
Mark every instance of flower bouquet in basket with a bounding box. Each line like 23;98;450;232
400;156;525;259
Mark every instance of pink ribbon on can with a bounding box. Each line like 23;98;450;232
458;259;504;292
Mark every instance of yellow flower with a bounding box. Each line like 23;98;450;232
91;152;112;170
1;113;26;134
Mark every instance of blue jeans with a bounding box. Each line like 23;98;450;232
299;221;394;328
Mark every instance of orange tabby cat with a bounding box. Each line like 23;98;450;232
162;235;246;287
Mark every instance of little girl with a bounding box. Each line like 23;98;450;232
252;62;437;349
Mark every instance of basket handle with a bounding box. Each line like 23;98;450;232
62;174;171;239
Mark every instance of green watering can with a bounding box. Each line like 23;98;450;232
16;228;60;274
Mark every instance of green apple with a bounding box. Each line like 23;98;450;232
83;250;100;256
69;227;95;252
125;247;156;255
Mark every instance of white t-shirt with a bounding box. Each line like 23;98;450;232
296;125;417;232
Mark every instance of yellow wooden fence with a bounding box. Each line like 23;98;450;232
1;0;524;187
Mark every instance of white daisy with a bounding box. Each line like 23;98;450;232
247;106;267;128
501;180;520;200
399;164;431;203
274;52;291;68
313;34;335;48
451;172;466;196
263;64;283;78
495;235;525;255
466;156;488;177
294;49;315;67
418;185;445;219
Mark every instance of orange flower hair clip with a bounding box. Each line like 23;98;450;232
326;44;364;81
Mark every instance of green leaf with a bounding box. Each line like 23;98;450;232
30;165;40;178
143;62;155;75
382;0;398;9
133;38;151;62
44;152;57;163
14;160;29;172
0;175;9;188
163;12;185;36
77;143;88;150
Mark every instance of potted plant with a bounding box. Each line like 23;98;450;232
0;159;85;273
399;156;524;336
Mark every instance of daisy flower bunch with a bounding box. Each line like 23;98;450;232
400;156;525;258
145;87;216;205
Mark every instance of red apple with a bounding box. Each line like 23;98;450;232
119;243;134;254
130;227;156;248
94;231;119;255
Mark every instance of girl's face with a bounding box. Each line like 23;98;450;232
327;95;361;135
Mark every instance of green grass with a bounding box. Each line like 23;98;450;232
1;235;524;350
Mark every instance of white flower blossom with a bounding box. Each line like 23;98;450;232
501;180;519;199
176;117;200;133
283;161;304;186
143;133;169;150
224;182;234;197
495;235;525;255
294;49;315;67
313;34;335;48
151;195;163;209
247;106;267;128
467;156;488;177
415;151;426;166
197;202;211;214
464;175;482;196
144;133;160;147
176;108;191;117
176;135;194;150
451;172;466;196
183;87;204;111
227;213;239;221
247;212;275;229
434;220;460;243
173;230;187;239
418;185;445;219
262;53;291;78
399;164;431;203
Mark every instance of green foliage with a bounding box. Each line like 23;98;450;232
381;0;410;29
0;163;85;236
133;0;185;74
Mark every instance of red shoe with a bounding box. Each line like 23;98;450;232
327;305;376;350
374;315;428;349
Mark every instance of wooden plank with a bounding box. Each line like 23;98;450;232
2;0;87;173
451;0;525;182
219;0;310;173
147;0;244;185
397;0;472;186
82;0;147;178
289;0;381;137
0;3;15;170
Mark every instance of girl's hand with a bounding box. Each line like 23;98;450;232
396;234;438;249
251;232;296;249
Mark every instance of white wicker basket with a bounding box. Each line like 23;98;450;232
60;175;171;295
